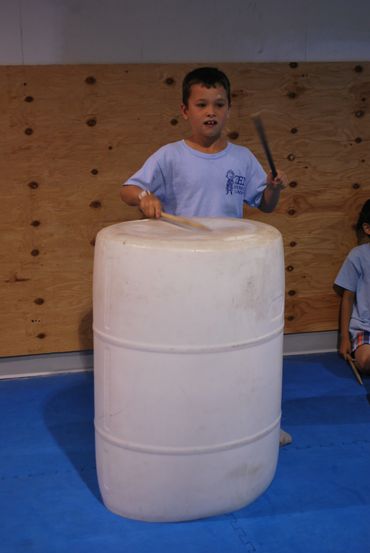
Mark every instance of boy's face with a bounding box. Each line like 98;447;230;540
181;83;230;143
363;222;370;236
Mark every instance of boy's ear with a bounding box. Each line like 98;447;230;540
180;103;189;120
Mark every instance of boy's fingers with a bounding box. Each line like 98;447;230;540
152;199;161;218
144;198;162;218
139;195;161;218
267;170;286;188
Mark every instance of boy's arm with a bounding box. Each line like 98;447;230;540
339;289;355;358
120;185;162;218
258;170;286;213
120;185;143;206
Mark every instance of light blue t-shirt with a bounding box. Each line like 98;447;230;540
335;243;370;337
123;140;267;218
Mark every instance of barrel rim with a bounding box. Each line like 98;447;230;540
95;218;283;248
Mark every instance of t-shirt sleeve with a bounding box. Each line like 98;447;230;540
334;253;359;292
122;151;166;199
243;152;267;208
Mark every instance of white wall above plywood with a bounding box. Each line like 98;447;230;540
1;0;370;65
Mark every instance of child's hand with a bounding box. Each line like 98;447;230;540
139;193;162;219
266;169;287;190
339;336;352;359
259;169;287;212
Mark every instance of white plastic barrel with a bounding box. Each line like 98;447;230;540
93;217;284;522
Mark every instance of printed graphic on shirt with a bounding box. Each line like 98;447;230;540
225;170;246;195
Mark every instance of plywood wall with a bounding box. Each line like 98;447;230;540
0;63;369;357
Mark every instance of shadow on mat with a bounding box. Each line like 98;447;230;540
43;373;102;503
319;352;370;386
282;393;370;425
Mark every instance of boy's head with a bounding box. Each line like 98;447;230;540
356;199;370;240
182;67;231;108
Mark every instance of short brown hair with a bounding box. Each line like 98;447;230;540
182;67;231;107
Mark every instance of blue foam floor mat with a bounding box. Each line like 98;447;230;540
0;352;369;553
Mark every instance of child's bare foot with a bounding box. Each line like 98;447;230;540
279;429;292;447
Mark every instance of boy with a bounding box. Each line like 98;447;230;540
120;66;286;217
335;199;370;374
120;67;291;446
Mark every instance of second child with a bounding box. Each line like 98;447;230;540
335;199;370;374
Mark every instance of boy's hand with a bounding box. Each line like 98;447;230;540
266;169;287;190
339;336;352;359
259;168;287;212
139;192;162;219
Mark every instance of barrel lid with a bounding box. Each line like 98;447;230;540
97;217;281;247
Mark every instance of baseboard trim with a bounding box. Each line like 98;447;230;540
0;350;93;380
283;331;339;356
0;331;339;379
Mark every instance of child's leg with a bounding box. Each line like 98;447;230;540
354;344;370;373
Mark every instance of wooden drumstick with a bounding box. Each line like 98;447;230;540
161;212;211;231
251;113;278;179
345;354;364;385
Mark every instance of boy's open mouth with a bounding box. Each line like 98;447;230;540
204;120;217;126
